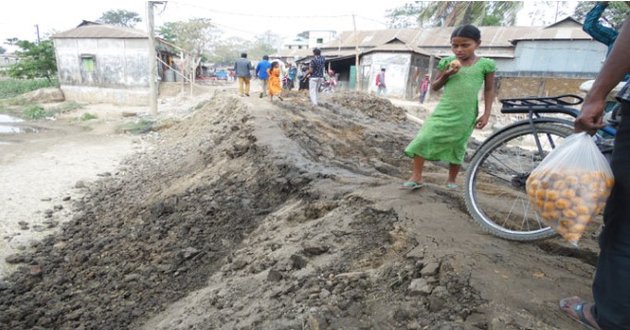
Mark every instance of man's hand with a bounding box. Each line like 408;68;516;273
575;99;606;135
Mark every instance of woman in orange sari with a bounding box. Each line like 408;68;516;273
267;61;283;101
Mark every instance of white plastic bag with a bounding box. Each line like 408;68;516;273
526;132;614;246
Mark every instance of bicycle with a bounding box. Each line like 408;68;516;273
463;93;620;241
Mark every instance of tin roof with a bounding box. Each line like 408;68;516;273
52;24;148;39
509;18;592;44
321;19;589;53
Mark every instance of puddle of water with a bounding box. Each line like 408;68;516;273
0;114;38;134
0;114;23;123
0;125;24;134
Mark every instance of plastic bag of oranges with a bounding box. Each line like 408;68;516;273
526;132;614;246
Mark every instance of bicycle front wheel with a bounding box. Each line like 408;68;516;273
464;122;573;241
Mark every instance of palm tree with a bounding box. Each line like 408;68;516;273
417;1;523;27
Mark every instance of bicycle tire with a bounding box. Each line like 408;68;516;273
464;122;573;241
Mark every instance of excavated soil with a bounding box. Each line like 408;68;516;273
0;91;600;329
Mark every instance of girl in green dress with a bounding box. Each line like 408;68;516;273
402;25;496;190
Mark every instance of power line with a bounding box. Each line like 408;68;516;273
168;0;351;19
356;15;389;27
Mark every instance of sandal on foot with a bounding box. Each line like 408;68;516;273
401;181;423;190
446;183;459;190
559;296;601;330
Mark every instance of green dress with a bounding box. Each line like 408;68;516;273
404;56;496;164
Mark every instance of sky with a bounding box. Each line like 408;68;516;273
0;0;579;51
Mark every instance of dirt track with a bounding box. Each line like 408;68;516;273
0;88;602;329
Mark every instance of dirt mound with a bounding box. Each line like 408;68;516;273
0;92;595;330
325;91;408;123
19;87;65;103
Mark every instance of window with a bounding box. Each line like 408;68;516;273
80;54;95;72
316;38;323;44
298;46;302;49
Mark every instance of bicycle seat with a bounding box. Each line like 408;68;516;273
579;80;625;101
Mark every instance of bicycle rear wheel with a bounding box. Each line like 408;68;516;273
464;122;573;241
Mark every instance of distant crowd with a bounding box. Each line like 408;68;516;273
233;48;337;106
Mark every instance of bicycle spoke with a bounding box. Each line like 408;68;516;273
503;195;520;229
477;167;512;184
465;122;571;240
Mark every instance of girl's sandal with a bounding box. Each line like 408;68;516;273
401;181;423;190
446;183;459;190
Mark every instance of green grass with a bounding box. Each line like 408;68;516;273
80;112;97;121
0;78;58;99
117;119;155;134
0;100;84;120
48;101;83;116
23;104;46;120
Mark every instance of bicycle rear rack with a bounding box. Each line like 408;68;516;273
500;94;582;117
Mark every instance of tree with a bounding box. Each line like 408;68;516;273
386;1;523;28
157;18;217;58
5;37;18;46
574;2;629;30
8;39;57;82
206;38;250;67
98;9;142;28
231;31;279;62
523;1;574;26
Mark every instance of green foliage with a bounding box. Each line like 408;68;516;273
7;39;57;82
5;38;18;46
574;2;629;30
98;9;142;27
23;104;46;119
80;112;97;121
118;119;155;134
0;78;58;99
48;101;83;115
205;31;279;67
157;22;178;44
157;18;217;58
386;1;523;28
386;3;424;28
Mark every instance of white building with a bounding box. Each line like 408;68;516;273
282;30;337;50
51;23;177;105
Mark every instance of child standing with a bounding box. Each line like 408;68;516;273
419;74;430;104
267;61;283;101
402;25;495;190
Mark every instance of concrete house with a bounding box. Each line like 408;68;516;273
51;23;177;105
503;18;607;77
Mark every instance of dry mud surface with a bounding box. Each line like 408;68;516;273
0;91;602;329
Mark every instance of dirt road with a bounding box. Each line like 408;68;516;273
0;88;600;329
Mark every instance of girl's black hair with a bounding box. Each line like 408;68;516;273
451;24;481;42
271;61;279;68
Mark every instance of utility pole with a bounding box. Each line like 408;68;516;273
35;24;40;44
146;1;164;116
352;14;360;91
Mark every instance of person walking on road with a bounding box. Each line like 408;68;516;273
308;48;325;106
559;13;630;330
255;55;271;98
267;61;283;102
419;74;431;104
234;53;252;96
376;68;387;96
